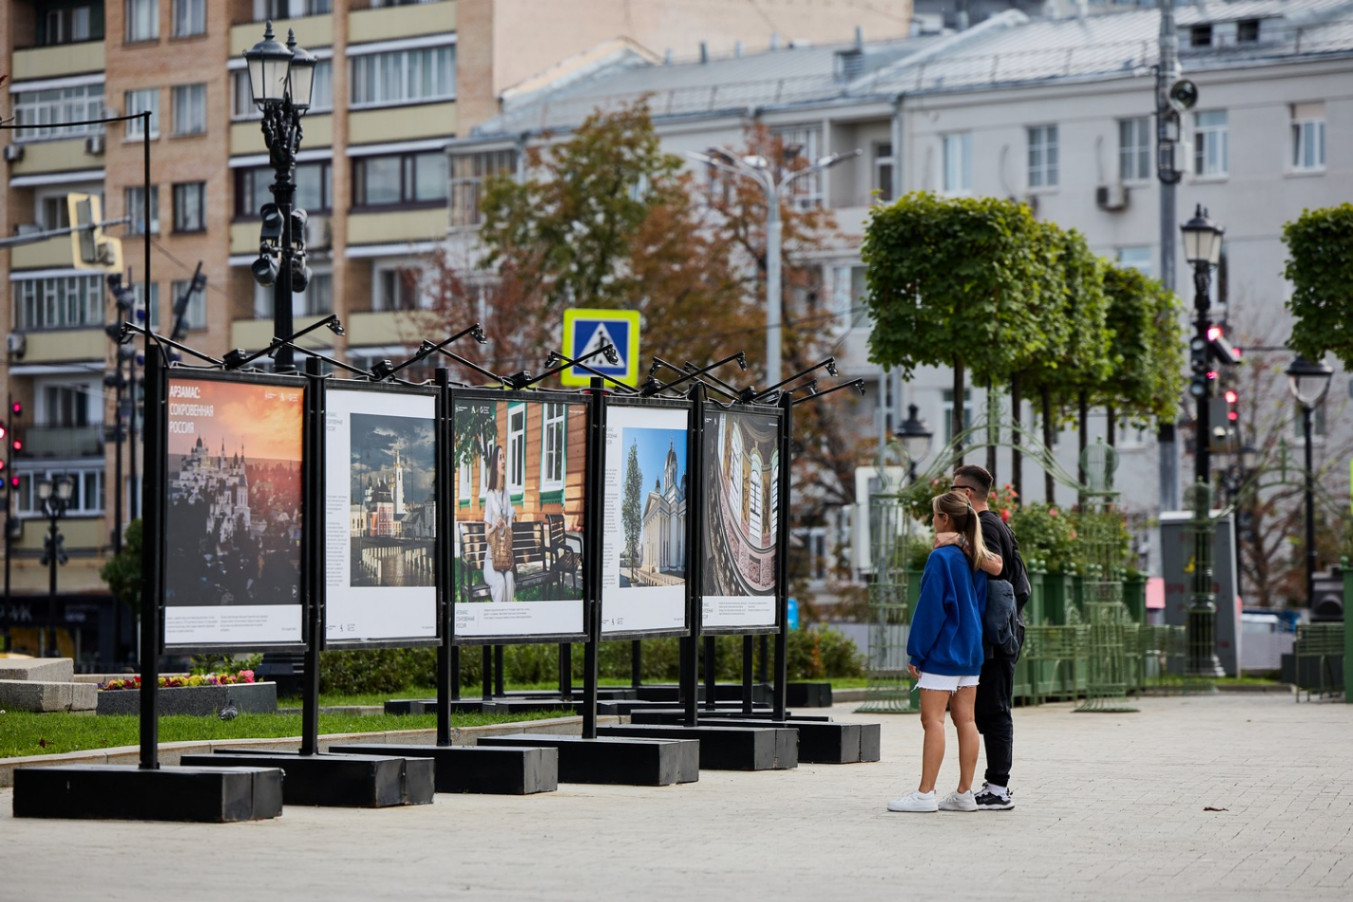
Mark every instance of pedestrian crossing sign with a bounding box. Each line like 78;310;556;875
560;309;641;387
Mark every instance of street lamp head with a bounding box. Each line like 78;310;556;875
895;403;933;462
55;475;74;503
1180;203;1224;267
1285;355;1334;409
284;31;318;112
37;477;53;503
243;21;292;108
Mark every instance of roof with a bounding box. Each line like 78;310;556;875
461;0;1353;142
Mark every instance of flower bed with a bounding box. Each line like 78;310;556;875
95;672;276;717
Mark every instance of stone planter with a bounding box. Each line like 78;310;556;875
96;681;277;716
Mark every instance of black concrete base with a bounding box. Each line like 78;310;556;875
180;750;434;807
633;683;772;704
786;682;835;708
328;743;558;794
597;723;797;770
477;733;699;785
629;711;881;764
383;697;630;717
12;764;283;822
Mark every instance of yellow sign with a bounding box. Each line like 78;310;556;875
67;193;123;272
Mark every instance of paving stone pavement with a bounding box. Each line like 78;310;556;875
1;692;1350;901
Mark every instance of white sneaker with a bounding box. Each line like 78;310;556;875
887;790;938;813
939;789;978;812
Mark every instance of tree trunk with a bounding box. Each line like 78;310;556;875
1107;406;1116;447
952;358;965;463
1011;375;1023;501
1077;389;1088;510
1042;386;1054;503
986;377;998;480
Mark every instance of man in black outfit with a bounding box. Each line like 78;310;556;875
952;464;1027;811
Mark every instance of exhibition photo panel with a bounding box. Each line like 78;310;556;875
601;399;690;636
324;385;439;646
162;372;305;650
451;390;587;641
701;406;781;631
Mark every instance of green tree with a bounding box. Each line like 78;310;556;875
622;440;643;578
1283;203;1353;367
1097;265;1186;433
862;193;1051;446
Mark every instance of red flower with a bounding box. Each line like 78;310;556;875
1000;508;1011;523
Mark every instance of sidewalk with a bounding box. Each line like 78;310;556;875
2;692;1350;901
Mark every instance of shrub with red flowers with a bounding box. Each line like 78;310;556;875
98;670;256;692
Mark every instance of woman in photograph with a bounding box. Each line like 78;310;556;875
888;490;990;813
483;445;517;603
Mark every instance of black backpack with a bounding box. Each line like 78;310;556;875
983;577;1022;659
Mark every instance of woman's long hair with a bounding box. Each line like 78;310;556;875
933;490;991;572
487;445;504;492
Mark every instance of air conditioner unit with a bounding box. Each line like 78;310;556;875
6;333;27;359
3;144;24;163
85;135;105;155
305;215;331;250
1095;183;1128;212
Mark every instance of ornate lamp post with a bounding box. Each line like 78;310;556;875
37;475;74;657
1180;204;1224;486
243;22;317;373
1286;356;1333;609
895;403;932;484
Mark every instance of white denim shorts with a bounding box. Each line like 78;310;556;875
915;672;980;693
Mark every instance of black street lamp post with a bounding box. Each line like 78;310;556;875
1286;356;1333;610
1180;204;1225;486
244;22;316;373
37;475;74;657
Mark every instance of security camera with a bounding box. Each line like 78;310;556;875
1168;79;1199;112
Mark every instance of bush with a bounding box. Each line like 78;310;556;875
1008;502;1078;573
317;628;865;695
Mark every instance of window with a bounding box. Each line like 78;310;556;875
1119;117;1151;182
1027;125;1058;189
1190;24;1212;48
257;0;333;18
1237;19;1260;43
540;403;566;495
235;162;332;218
254;271;333;318
12;275;104;330
172;182;205;232
942;133;972;196
374;267;425;311
1193;110;1228;177
42;6;93;45
172;0;205;37
310;60;334;113
125;186;160;235
126;0;159;42
171;278;208;331
507;403;526;500
132;281;161;330
124;88;160;140
873;142;894;203
941;389;972;445
42;384;93;429
1117;247;1153;277
746;451;763;540
171;84;206;135
830;265;870;330
16;468;104;517
1291;103;1325;172
772;125;825;209
12;84;104;142
449;149;517;227
354;152;448;207
350;45;456;107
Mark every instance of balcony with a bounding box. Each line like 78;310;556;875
15;329;106;364
20;424;103;459
349;0;455;44
11;42;105;81
7;232;76;271
348;103;456;145
347;206;446;247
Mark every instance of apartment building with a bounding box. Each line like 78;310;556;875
447;0;1353;590
0;0;914;664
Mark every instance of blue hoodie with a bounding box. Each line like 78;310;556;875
907;544;987;677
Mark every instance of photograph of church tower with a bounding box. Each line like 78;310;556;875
348;413;436;588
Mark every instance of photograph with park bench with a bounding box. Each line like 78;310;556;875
11;335;880;822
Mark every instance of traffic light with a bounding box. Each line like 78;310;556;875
1208;324;1242;366
11;400;21;417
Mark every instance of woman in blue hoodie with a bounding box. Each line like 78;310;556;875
888;489;991;813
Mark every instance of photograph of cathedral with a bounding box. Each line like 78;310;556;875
701;409;780;607
164;378;304;612
621;429;687;589
348;412;437;589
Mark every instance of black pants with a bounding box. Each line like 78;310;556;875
975;651;1016;788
